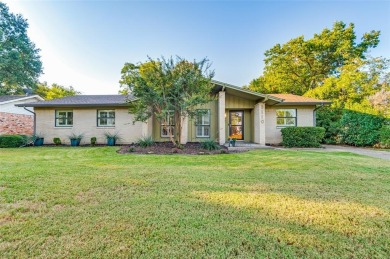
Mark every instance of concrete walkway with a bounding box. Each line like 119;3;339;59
321;145;390;160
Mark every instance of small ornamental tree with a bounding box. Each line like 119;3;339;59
120;56;215;146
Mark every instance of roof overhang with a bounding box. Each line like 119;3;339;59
211;80;283;105
1;95;43;105
274;101;332;106
15;103;130;108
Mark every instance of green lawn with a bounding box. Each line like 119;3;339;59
0;147;389;258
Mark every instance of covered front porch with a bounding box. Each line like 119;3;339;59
212;81;282;145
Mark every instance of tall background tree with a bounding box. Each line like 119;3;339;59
35;82;81;100
248;21;389;116
0;3;42;95
120;56;215;146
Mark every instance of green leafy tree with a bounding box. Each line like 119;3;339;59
0;3;42;95
120;56;215;146
249;21;380;95
35;82;80;100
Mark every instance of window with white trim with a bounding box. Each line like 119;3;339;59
276;109;296;127
196;109;210;138
55;110;73;127
97;110;115;127
161;111;174;137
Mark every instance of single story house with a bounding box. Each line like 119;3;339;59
16;81;331;145
0;95;43;135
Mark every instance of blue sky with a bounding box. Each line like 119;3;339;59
5;0;390;94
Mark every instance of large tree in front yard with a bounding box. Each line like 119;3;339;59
0;3;42;95
120;56;215;146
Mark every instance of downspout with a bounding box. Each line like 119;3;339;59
23;107;36;136
313;103;325;126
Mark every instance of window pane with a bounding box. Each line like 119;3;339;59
286;118;295;126
197;126;202;136
285;110;295;117
276;110;285;117
203;113;210;125
277;118;285;125
204;126;210;137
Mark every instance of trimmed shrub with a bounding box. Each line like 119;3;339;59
90;137;97;146
0;135;26;148
137;136;154;148
339;110;384;147
53;138;62;146
379;126;390;148
200;140;220;151
316;107;343;144
281;127;325;148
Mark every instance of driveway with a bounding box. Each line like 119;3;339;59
276;145;390;160
322;145;390;160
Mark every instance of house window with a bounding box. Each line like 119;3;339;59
97;110;115;127
161;111;174;137
276;109;296;127
196;109;210;138
55;110;73;127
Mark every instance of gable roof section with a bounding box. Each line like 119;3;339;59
212;80;283;105
268;94;332;105
0;95;43;104
15;95;136;108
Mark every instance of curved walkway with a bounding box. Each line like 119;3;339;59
322;145;390;160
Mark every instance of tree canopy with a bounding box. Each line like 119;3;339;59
248;21;389;117
35;82;80;100
249;21;380;96
120;56;215;146
0;3;42;95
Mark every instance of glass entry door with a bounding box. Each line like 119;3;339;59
229;111;244;140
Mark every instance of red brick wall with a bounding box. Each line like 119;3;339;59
0;112;34;135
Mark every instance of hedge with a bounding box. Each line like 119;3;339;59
281;127;325;148
379;126;390;148
339;110;384;147
0;135;27;148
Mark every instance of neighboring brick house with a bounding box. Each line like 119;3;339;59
0;95;44;135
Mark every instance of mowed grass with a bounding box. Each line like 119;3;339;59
0;147;389;258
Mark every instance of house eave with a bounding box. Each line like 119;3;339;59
274;101;332;106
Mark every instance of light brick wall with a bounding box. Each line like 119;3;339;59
35;107;145;145
265;105;315;144
0;112;34;135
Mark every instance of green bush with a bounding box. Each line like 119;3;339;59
339;110;384;147
137;136;154;148
281;127;325;148
379;126;390;148
90;137;97;146
53;138;62;146
0;135;27;148
316;107;343;144
200;140;220;151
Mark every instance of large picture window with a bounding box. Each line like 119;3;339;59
276;109;296;127
55;110;73;127
161;111;174;137
196;109;210;138
97;110;115;127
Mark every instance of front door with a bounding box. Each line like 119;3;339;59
229;110;244;140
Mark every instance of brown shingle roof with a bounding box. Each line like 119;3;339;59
268;94;331;105
15;95;136;107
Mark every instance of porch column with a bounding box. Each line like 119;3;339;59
180;116;188;144
254;102;266;145
218;91;226;145
141;116;153;137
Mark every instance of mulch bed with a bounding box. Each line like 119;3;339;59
117;142;231;155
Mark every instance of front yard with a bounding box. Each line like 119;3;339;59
0;147;389;257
